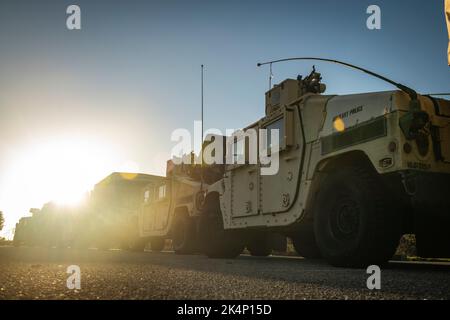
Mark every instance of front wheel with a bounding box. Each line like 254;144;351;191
200;195;244;259
172;214;197;254
150;237;166;252
291;225;322;259
314;164;401;268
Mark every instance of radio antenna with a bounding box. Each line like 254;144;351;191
269;62;273;89
426;93;450;96
200;64;204;189
257;57;431;140
257;57;418;100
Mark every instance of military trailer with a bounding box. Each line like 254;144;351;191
196;64;450;267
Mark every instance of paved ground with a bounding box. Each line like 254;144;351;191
0;246;449;300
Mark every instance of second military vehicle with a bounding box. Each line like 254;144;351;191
138;155;287;255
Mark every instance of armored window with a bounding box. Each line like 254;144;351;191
144;190;152;203
233;138;245;164
265;118;284;152
158;185;166;199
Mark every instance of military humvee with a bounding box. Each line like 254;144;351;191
137;158;203;253
83;172;166;250
198;64;450;267
138;155;287;255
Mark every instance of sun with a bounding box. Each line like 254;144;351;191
3;136;118;219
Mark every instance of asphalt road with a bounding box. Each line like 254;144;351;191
0;246;449;300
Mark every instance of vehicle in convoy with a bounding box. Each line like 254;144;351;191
12;59;450;268
13;217;33;246
138;157;287;255
13;205;75;247
13;172;165;250
81;172;166;250
194;62;450;267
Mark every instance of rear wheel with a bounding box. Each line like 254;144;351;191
129;238;147;252
172;213;196;254
121;235;147;252
246;233;272;257
200;194;244;259
150;237;166;252
314;164;401;268
291;225;322;259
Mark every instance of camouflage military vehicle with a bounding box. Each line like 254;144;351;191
198;62;450;267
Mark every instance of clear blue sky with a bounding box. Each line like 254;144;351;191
0;0;449;236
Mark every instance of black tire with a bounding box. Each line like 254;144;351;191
270;233;288;252
172;214;196;254
200;195;244;259
247;233;272;257
314;164;401;268
291;225;322;259
150;238;166;252
127;238;147;252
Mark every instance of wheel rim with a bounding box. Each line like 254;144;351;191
330;198;360;240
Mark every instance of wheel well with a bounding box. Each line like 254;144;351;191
304;151;376;221
316;150;376;175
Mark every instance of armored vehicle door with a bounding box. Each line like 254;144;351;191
142;181;171;232
227;127;260;218
259;106;303;214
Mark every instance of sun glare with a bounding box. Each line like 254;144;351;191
2;136;118;223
